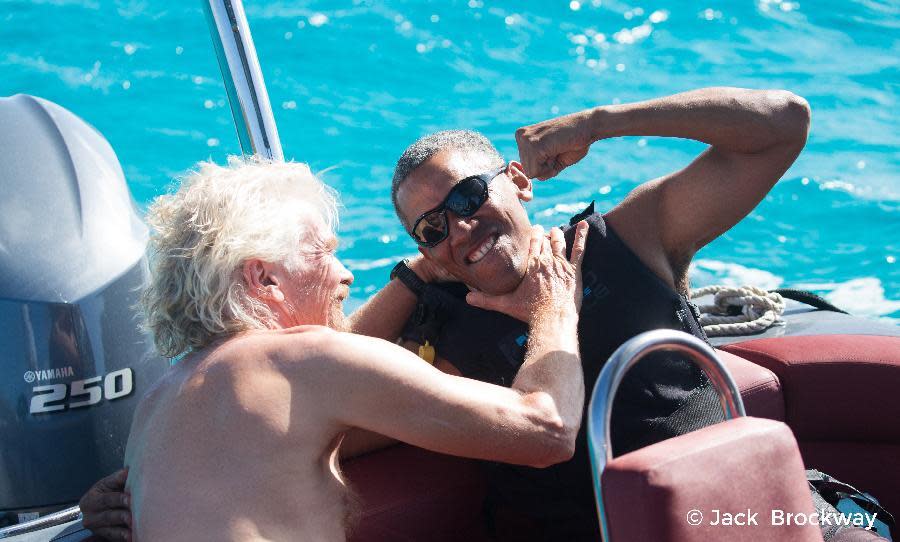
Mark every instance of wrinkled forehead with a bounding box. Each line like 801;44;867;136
295;206;335;246
397;149;498;224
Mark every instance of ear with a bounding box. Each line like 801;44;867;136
507;161;533;202
242;259;286;303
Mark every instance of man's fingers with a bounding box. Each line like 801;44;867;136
559;148;588;168
539;236;552;260
98;468;128;492
98;490;130;510
523;156;542;180
525;226;542;276
534;162;558;181
537;168;562;181
569;220;589;271
549;227;565;258
82;508;131;530
466;291;505;313
515;129;542;178
528;225;545;260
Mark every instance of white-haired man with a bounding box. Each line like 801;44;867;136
117;158;589;541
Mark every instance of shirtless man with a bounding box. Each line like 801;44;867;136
82;86;811;540
119;158;589;541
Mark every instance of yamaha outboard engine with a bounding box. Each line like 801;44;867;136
0;95;167;528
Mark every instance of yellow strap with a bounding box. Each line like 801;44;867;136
418;340;435;365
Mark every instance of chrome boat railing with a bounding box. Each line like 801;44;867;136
587;329;747;541
203;0;283;161
0;506;81;539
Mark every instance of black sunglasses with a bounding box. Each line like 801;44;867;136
411;164;507;247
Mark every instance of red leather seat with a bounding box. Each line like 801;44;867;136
601;416;823;541
722;335;900;516
341;338;897;541
718;348;785;421
343;444;489;542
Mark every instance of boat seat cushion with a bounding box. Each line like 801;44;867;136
717;348;785;421
602;416;823;542
721;335;900;442
723;334;900;526
343;444;490;542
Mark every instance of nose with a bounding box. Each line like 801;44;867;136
446;213;476;249
338;260;354;286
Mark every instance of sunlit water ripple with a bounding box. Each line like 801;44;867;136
2;0;897;322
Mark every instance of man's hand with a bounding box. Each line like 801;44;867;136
347;254;454;341
408;254;456;283
79;468;131;541
466;221;588;321
518;88;809;289
516;110;595;180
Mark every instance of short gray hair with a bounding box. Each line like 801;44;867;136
391;130;503;228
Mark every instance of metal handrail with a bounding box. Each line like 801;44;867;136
203;0;283;161
0;506;81;539
587;329;746;542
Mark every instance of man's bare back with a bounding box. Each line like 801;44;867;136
125;328;357;541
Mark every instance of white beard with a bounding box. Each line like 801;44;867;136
326;300;349;332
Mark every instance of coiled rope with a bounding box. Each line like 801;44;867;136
690;285;786;337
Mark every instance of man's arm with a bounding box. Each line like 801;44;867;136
515;87;811;289
339;346;463;460
291;224;588;468
346;256;450;341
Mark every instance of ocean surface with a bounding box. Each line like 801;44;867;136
3;0;898;322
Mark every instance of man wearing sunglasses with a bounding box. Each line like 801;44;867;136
370;87;811;540
79;87;811;540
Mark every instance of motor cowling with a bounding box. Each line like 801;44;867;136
0;95;167;526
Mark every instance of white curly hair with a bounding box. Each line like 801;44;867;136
140;156;339;358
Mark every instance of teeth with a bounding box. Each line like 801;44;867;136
468;235;497;264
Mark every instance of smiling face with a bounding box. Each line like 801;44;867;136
396;149;535;295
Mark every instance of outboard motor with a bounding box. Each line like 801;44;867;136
0;95;167;527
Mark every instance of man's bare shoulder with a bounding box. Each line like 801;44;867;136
196;326;385;383
259;326;397;372
199;326;334;368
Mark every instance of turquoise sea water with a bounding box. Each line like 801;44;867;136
2;0;898;322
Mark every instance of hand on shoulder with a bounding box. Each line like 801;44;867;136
466;222;589;322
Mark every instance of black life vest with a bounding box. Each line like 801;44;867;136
401;204;723;540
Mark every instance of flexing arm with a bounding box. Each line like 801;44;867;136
516;87;810;287
294;224;587;468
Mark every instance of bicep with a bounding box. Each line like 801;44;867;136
632;143;802;268
667;144;804;255
307;333;534;462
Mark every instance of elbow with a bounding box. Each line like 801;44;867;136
528;426;578;469
524;410;580;468
539;435;578;468
514;391;582;468
765;90;811;146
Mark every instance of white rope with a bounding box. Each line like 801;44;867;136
690;285;785;337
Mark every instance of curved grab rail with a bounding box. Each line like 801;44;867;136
203;0;283;161
0;505;81;539
587;329;746;542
